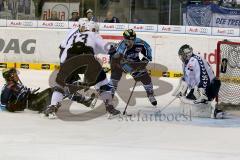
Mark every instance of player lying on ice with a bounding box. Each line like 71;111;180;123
0;68;94;113
109;29;157;106
172;44;224;119
42;19;121;119
0;68;51;112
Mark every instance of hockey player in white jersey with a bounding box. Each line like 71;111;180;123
172;44;224;118
43;19;120;118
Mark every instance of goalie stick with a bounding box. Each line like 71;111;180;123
159;96;178;112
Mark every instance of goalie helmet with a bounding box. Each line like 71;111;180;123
178;44;193;63
123;29;136;40
2;68;19;82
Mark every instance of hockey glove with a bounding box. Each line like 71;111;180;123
193;87;208;104
172;78;188;97
31;87;40;94
15;86;31;104
141;57;150;64
108;45;117;56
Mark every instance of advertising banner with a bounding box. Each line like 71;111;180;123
184;4;240;28
37;20;68;29
99;23;128;31
158;25;185;34
41;2;80;21
1;27;239;73
186;26;212;35
128;24;157;32
212;27;240;36
7;20;37;28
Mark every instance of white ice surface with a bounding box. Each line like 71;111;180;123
0;70;240;160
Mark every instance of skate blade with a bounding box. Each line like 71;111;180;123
39;113;57;119
90;98;98;109
107;113;121;119
215;112;226;119
122;113;133;117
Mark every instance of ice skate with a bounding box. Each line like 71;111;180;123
90;93;98;108
42;103;61;119
106;105;121;119
83;93;97;108
211;108;225;119
148;94;157;106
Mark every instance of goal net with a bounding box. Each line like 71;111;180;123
216;40;240;109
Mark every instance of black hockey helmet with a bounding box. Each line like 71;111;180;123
123;29;136;40
2;68;18;82
178;44;193;63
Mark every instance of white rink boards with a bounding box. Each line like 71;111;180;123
0;70;240;160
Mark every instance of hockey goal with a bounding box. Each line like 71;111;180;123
216;40;240;109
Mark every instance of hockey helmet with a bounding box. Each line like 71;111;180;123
2;68;19;82
123;29;136;40
88;21;99;33
78;18;89;31
178;44;193;63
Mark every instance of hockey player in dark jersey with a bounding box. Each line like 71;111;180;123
0;68;51;112
109;29;157;106
172;44;224;118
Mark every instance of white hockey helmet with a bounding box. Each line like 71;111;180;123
78;18;89;31
88;21;99;33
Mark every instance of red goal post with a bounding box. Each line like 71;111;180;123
216;40;240;108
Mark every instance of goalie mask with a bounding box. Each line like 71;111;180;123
178;44;193;63
2;68;19;82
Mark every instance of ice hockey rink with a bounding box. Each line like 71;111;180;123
0;69;240;160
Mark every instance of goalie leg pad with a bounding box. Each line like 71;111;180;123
180;97;213;118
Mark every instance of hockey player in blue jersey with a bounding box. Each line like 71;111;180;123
0;68;95;114
172;44;224;118
0;68;51;112
109;29;157;106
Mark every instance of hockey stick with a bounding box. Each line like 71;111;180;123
159;96;178;112
14;68;23;85
123;80;137;115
